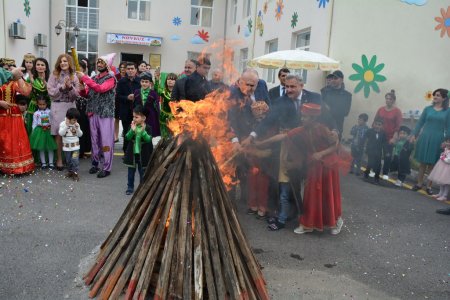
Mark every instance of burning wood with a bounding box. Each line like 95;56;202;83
84;137;269;299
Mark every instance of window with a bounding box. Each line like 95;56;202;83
231;0;237;25
243;0;251;18
128;0;151;21
190;0;213;27
265;39;278;83
239;48;248;73
66;0;99;65
293;30;311;82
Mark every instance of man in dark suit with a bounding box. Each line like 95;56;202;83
184;57;212;102
242;74;337;231
171;59;198;101
268;68;290;104
116;62;141;152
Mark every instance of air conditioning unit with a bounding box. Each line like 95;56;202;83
9;22;26;39
34;33;48;47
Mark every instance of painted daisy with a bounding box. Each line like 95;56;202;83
349;55;387;98
172;16;182;26
291;12;299;28
434;6;450;38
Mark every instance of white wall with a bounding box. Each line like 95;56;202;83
224;0;334;91
2;0;50;64
330;0;450;137
97;0;227;75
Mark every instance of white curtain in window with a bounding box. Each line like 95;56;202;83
139;0;151;21
201;7;212;26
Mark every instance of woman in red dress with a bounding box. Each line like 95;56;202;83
257;103;344;235
0;77;34;174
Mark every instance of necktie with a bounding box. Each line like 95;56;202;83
282;86;286;96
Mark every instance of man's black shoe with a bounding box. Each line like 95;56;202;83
97;170;110;178
436;207;450;215
89;166;100;174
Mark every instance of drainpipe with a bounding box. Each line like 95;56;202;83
326;0;335;57
223;0;228;74
1;0;6;57
48;0;52;65
250;0;258;60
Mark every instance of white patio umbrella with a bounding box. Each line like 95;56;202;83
248;49;340;71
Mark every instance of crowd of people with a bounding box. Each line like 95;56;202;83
1;52;449;236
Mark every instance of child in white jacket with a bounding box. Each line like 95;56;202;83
59;108;83;181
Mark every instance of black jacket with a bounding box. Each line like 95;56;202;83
268;85;284;103
364;129;386;157
321;86;352;120
116;76;141;120
184;71;211;102
171;76;187;101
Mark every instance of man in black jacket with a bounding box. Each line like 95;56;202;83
321;70;352;138
116;62;141;152
171;59;198;101
184;57;212;102
268;68;290;104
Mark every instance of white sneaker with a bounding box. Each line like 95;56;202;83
331;218;343;235
382;175;389;180
394;179;403;187
369;171;375;178
294;225;312;234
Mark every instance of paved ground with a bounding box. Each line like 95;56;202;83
0;153;449;299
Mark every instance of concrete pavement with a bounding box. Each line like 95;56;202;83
0;155;449;299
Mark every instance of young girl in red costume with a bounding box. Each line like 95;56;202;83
0;74;34;174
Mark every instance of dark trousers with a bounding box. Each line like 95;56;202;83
127;161;143;190
365;153;382;178
382;143;393;175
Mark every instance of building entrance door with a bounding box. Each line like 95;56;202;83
121;53;143;65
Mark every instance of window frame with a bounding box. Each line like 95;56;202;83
265;39;278;84
239;48;248;73
243;0;251;18
190;0;213;27
292;29;311;83
65;0;99;65
127;0;151;21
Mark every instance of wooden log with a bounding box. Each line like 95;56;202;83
84;144;181;286
207;150;269;300
171;151;193;299
192;186;203;300
99;163;177;300
197;159;226;299
131;153;186;300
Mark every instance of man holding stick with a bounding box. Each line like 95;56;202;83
77;53;117;178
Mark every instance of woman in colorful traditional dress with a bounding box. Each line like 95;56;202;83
47;54;80;170
25;57;51;136
0;74;34;174
21;53;36;82
154;72;177;138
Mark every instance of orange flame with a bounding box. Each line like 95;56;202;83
168;91;237;189
167;41;244;190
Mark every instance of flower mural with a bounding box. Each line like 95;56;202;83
317;0;329;9
197;30;209;42
434;6;450;38
256;11;264;37
275;0;284;21
24;0;31;17
424;91;433;101
172;16;182;26
349;55;387;98
247;18;253;33
291;12;299;28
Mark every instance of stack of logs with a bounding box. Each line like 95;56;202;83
84;137;269;299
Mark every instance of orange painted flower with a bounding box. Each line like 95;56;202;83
424;91;433;101
197;29;210;42
434;6;450;38
275;0;284;21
